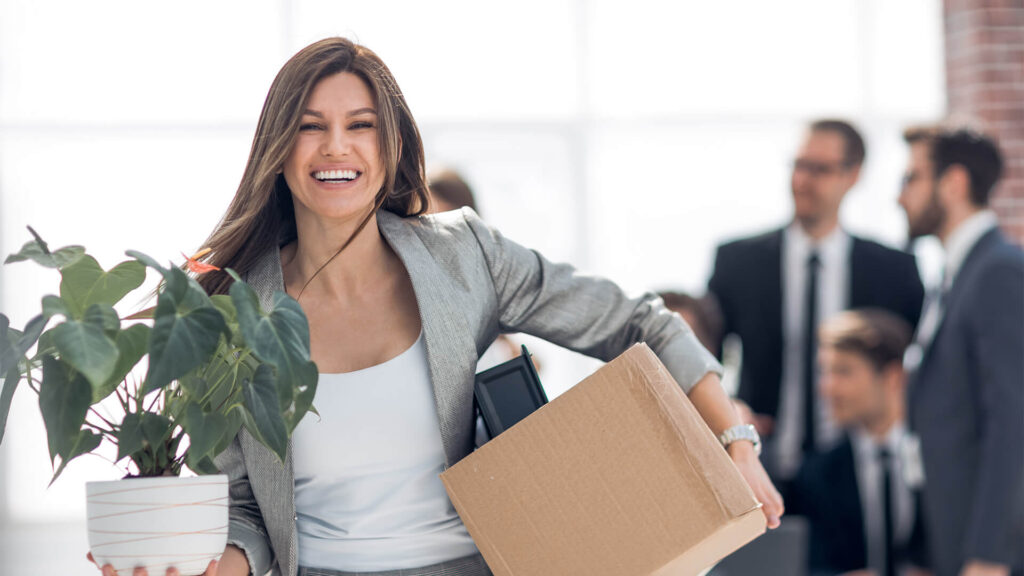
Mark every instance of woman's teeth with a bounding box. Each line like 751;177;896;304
314;169;359;182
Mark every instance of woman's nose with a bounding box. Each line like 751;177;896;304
322;126;351;157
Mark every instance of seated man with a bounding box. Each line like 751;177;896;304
791;309;928;576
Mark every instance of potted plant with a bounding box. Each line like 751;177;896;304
0;228;317;575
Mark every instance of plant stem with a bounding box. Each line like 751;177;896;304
87;408;117;431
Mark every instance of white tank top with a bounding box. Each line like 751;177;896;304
291;332;478;571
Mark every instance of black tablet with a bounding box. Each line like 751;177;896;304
474;345;548;439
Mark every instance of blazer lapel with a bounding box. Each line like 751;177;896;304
378;211;477;467
918;228;1000;367
241;245;296;576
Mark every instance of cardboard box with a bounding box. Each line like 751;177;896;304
441;343;766;576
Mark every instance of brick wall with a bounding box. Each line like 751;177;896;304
944;0;1024;242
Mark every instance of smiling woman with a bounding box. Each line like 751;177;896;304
84;36;784;576
193;38;428;300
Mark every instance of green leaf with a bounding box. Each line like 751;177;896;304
141;412;172;449
0;368;20;446
38;355;91;463
42;296;70;320
125;249;171;281
83;303;120;334
178;372;212;400
164;266;212;314
210;295;237;323
1;314;46;375
1;315;49;445
92;324;149;403
49;429;101;485
59;257;145;318
212;406;244;457
117;412;144;461
51;320;119;389
183;403;227;461
241;364;288;462
144;296;226;392
187;454;220;475
5;234;85;269
140;414;177;474
211;295;243;347
232;285;316;415
118;412;174;466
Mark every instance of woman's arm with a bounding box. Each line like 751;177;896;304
688;372;784;529
461;208;784;527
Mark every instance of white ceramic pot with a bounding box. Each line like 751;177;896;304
86;474;229;576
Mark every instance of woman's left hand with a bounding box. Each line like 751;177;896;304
727;441;784;529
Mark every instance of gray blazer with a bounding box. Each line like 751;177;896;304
908;228;1024;576
214;208;723;576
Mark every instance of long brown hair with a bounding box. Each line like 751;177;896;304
197;37;429;295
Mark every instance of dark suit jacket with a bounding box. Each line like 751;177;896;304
791;435;927;576
708;228;924;419
908;228;1024;576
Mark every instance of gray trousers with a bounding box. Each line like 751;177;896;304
297;554;492;576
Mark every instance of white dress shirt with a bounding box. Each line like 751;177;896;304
851;425;915;576
905;210;998;372
775;223;851;479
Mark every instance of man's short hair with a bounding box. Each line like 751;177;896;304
818;308;912;373
811;119;866;168
903;125;1004;207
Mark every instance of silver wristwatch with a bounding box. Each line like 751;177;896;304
719;424;762;456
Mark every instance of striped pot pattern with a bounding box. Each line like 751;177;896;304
86;474;229;576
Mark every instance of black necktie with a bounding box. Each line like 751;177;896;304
801;251;821;454
879;446;896;576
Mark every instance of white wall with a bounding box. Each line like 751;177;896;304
0;1;945;573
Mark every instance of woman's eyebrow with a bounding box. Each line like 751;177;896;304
300;108;377;118
346;107;377;117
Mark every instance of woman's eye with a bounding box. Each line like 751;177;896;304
350;122;374;130
299;123;324;131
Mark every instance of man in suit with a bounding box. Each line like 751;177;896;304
899;126;1023;576
708;119;925;488
792;309;927;576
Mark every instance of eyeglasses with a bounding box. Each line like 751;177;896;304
792;159;849;178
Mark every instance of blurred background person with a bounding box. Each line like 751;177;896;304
707;119;925;493
791;309;928;576
899;126;1023;576
656;290;724;357
426;167;478;214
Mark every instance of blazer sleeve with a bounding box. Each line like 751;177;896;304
963;254;1024;565
461;209;722;393
214;437;275;576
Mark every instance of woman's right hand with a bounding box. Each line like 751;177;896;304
87;545;248;576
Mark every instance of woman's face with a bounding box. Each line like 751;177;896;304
283;72;385;225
